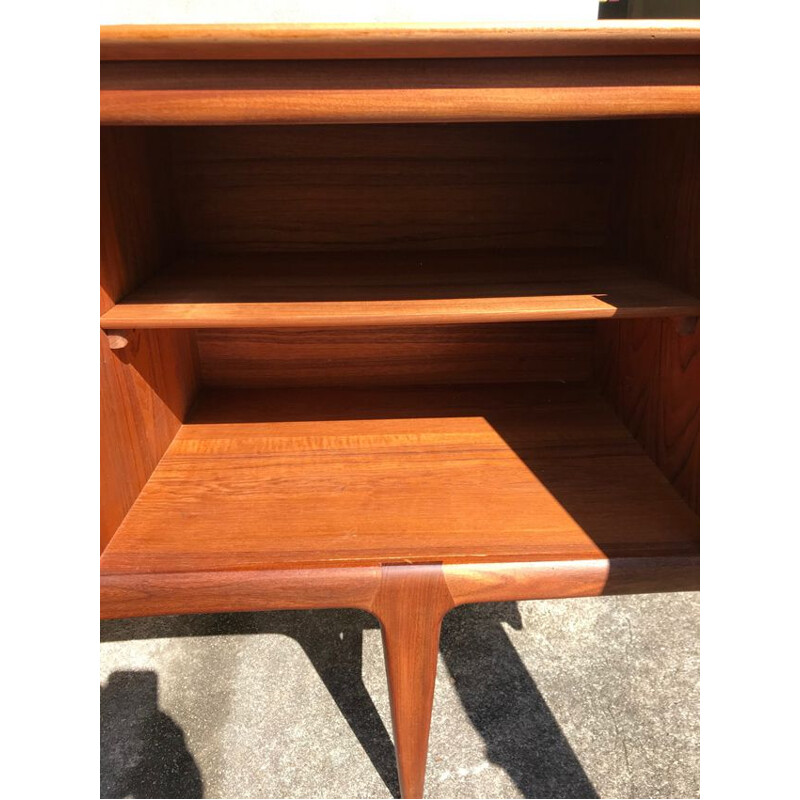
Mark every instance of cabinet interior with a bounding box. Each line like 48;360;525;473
100;118;699;563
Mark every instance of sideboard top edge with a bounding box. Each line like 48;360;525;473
100;21;700;61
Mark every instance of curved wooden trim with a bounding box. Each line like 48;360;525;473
100;55;699;125
100;566;382;620
101;84;699;126
371;565;454;799
100;555;698;620
443;556;699;605
100;22;700;62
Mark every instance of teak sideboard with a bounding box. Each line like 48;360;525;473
100;22;700;799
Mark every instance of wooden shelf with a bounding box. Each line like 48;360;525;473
100;250;699;330
100;383;698;577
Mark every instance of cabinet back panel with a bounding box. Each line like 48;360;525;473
197;322;592;387
169;122;617;253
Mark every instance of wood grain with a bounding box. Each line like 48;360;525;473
99;31;700;798
443;556;698;605
99;383;698;575
100;127;197;552
195;322;593;387
597;118;700;512
595;318;699;514
100;555;698;620
100;127;173;314
100;250;700;329
101;56;699;125
168;123;616;253
101;22;700;61
658;320;700;511
373;565;454;799
618;118;700;294
100;330;197;553
100;564;383;619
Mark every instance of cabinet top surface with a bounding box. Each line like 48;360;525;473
100;21;700;61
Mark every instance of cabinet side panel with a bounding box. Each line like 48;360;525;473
100;330;198;551
101;127;198;552
615;117;700;294
101;127;174;312
597;118;699;512
658;320;699;511
595;319;698;513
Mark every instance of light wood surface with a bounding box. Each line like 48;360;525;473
104;330;130;351
373;565;453;799
101;55;699;125
101;22;700;61
100;330;197;552
100;383;698;576
100;251;700;329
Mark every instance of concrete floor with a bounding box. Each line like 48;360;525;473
100;592;699;799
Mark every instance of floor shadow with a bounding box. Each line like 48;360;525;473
441;604;598;799
103;610;400;798
101;670;204;798
102;604;597;798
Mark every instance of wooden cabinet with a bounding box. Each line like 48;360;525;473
100;22;699;798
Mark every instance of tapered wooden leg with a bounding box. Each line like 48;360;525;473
371;565;455;799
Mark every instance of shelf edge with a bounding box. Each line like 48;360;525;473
100;305;701;330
